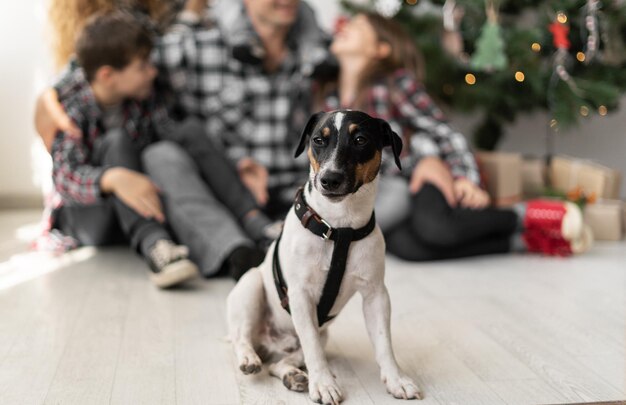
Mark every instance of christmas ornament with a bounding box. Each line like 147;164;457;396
441;0;468;62
470;1;507;71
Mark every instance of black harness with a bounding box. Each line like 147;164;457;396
272;187;376;326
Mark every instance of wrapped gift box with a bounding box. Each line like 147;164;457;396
583;200;624;241
550;156;622;200
521;158;546;198
476;151;522;207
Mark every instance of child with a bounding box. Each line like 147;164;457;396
49;11;271;284
321;12;592;260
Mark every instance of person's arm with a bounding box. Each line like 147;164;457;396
391;72;481;185
52;122;164;221
34;88;81;153
391;72;488;207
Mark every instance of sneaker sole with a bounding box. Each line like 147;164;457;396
150;259;199;288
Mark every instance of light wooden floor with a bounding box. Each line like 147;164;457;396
0;209;624;405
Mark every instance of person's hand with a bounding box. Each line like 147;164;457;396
101;167;165;223
453;178;490;209
237;157;269;206
34;88;81;153
184;0;208;15
409;156;456;207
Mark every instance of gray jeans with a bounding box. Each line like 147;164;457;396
142;141;253;276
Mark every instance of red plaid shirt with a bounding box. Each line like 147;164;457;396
321;69;480;184
51;60;173;205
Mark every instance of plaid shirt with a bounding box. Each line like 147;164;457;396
322;69;480;184
51;60;172;205
154;12;311;197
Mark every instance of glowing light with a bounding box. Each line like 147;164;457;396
580;106;589;116
465;73;476;85
576;52;586;62
406;0;418;4
515;71;525;82
531;42;541;52
598;105;608;116
557;12;568;24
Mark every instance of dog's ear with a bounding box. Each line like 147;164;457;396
378;119;403;170
294;111;324;158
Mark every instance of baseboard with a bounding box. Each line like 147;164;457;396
0;194;44;209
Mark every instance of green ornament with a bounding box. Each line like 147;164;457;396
470;21;508;72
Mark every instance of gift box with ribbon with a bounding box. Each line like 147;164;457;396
550;156;622;200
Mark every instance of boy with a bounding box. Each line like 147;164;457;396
50;11;198;288
50;11;272;285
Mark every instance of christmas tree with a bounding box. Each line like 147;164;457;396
341;0;626;150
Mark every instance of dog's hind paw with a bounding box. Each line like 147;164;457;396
282;368;308;392
383;374;422;400
238;353;262;375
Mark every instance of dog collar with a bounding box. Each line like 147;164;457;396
272;186;377;326
293;187;376;241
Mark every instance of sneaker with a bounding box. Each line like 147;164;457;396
148;240;199;288
522;199;587;256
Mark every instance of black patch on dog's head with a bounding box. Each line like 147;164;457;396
294;110;402;199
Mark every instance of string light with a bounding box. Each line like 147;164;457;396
580;106;589;116
515;71;525;82
406;0;418;4
598;105;608;116
557;12;568;24
531;42;541;52
465;73;476;85
576;52;586;62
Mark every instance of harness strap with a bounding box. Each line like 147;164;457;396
272;187;376;326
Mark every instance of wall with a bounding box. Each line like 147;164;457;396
0;0;51;207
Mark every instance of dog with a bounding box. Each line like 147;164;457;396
227;110;422;404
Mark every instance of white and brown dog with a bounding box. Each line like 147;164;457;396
227;110;422;404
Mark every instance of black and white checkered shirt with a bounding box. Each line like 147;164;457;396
154;13;312;200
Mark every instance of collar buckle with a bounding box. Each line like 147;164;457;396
320;218;333;240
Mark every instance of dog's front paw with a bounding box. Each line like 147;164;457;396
309;372;343;405
382;372;422;400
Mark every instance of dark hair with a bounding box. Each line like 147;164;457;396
76;11;153;82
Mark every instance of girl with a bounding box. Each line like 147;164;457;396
321;12;591;260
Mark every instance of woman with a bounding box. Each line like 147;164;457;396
321;12;591;260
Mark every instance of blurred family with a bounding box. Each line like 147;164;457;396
35;0;591;288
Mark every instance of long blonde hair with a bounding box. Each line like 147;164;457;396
48;0;172;70
318;12;425;110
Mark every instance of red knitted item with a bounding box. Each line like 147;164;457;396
522;199;573;256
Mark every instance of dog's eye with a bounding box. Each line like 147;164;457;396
312;137;326;146
354;135;368;146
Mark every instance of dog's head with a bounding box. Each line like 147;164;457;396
294;110;402;199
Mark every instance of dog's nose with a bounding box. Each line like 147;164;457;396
320;171;345;191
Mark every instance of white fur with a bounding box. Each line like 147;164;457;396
333;111;345;131
227;120;422;404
